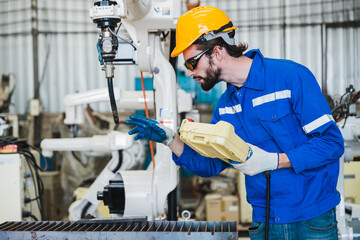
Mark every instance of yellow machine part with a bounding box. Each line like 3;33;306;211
76;187;111;218
179;119;250;163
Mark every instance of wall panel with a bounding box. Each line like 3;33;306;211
0;0;359;113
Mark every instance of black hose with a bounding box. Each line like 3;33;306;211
71;151;87;168
167;187;178;221
112;150;123;173
80;201;92;219
265;171;271;240
107;77;119;127
23;211;39;221
29;213;39;221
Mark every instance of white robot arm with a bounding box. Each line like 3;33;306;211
68;141;146;220
63;88;192;125
89;0;182;220
40;131;146;220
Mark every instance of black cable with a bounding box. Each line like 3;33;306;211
115;22;122;35
341;116;348;129
23;151;44;220
112;150;123;173
80;201;92;219
161;31;170;40
71;151;87;168
339;92;348;106
25;196;40;203
23;210;39;221
265;171;271;240
108;28;137;50
22;152;43;219
107;77;119;127
72;124;79;137
0;137;45;220
331;104;344;115
29;213;39;221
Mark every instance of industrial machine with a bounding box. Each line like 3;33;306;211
333;85;360;240
0;1;212;238
0;154;30;222
86;0;183;221
40;130;146;220
37;0;193;223
0;150;42;223
3;1;359;240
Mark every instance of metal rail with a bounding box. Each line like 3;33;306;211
0;220;238;240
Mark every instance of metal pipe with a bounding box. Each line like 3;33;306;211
321;23;328;95
31;0;39;101
167;28;178;221
31;0;42;146
282;0;286;59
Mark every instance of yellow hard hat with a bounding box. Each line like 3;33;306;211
171;6;236;58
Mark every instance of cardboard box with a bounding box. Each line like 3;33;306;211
40;171;64;220
205;194;239;222
344;161;360;204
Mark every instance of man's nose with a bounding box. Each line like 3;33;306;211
187;68;195;76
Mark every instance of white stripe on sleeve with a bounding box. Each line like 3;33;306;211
302;114;334;134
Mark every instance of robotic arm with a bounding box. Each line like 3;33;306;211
39;0;188;221
89;0;182;220
63;88;192;125
333;85;360;240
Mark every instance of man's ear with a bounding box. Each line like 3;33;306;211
213;45;224;62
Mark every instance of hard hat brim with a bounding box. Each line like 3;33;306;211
171;26;236;58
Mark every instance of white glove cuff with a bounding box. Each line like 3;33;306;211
268;152;279;171
163;130;175;146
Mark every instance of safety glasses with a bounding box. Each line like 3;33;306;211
184;48;210;71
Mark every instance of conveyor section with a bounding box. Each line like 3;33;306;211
0;219;238;239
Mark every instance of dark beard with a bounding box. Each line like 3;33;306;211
201;66;221;91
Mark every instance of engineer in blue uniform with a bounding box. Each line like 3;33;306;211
125;6;344;240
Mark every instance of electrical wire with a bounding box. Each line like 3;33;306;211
71;151;87;168
108;28;137;50
23;210;39;221
107;77;120;128
24;153;44;220
0;137;46;220
69;124;88;168
140;72;155;169
80;201;92;219
36;0;52;96
112;150;123;173
265;171;271;240
115;22;122;35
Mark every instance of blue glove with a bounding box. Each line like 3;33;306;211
125;115;175;146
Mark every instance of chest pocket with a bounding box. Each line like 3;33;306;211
255;101;295;150
218;114;248;142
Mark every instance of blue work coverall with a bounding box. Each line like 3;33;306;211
172;49;344;224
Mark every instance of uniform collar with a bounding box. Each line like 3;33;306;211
225;49;265;101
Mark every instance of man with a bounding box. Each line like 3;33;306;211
125;6;344;239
